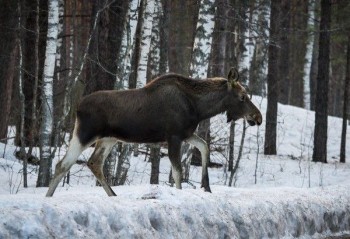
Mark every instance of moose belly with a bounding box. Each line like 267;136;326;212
103;122;167;143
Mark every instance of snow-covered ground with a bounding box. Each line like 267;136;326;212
0;96;350;238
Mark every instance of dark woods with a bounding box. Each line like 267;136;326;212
0;0;349;187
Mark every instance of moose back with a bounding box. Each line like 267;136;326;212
46;68;262;197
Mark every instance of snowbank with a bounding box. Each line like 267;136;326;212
0;185;349;239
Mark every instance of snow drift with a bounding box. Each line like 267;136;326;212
0;185;350;239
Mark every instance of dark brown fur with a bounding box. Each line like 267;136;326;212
46;68;262;196
77;73;260;145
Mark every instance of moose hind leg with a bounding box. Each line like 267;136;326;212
168;136;183;189
186;134;211;192
87;138;117;196
46;134;85;197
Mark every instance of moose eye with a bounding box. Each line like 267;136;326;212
240;94;246;102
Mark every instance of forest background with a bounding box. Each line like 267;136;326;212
0;0;349;189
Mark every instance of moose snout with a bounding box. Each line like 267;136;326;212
255;114;262;126
247;113;262;126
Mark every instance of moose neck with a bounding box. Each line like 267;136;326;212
195;90;228;121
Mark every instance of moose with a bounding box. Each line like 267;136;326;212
46;68;262;197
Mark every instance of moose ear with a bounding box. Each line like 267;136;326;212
228;68;239;85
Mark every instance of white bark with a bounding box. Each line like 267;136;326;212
17;2;26;187
55;0;64;82
116;0;140;89
111;0;140;185
37;0;59;186
304;1;315;110
136;0;155;87
190;0;215;79
147;0;162;78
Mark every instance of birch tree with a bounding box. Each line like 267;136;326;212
104;0;134;186
190;0;215;79
37;0;59;187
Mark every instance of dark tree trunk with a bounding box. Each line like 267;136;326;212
248;0;268;96
312;0;331;163
85;0;129;93
278;0;290;105
16;0;47;147
264;0;280;155
288;0;308;107
0;0;18;142
340;34;350;163
147;0;164;185
84;0;130;185
310;0;320;111
167;0;199;75
166;0;200;165
0;0;17;143
150;145;161;184
328;1;349;117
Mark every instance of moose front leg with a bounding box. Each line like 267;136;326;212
186;134;211;192
167;136;183;189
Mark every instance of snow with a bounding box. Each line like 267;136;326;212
1;97;350;238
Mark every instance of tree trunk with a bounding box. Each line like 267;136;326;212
16;1;28;188
248;0;268;97
278;0;290;105
340;33;350;163
190;0;215;167
228;122;235;171
115;143;131;186
312;0;331;163
87;0;130;185
0;0;20;142
128;0;145;89
167;0;199;75
150;145;161;184
288;0;308;107
18;0;47;147
85;0;128;94
310;0;320;111
264;0;280;155
37;0;59;187
190;0;215;79
147;0;163;185
0;43;17;143
28;0;40;155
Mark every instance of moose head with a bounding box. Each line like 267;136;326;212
225;68;262;126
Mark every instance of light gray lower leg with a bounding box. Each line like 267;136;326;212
46;135;85;197
87;138;117;196
171;166;182;189
186;134;211;192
